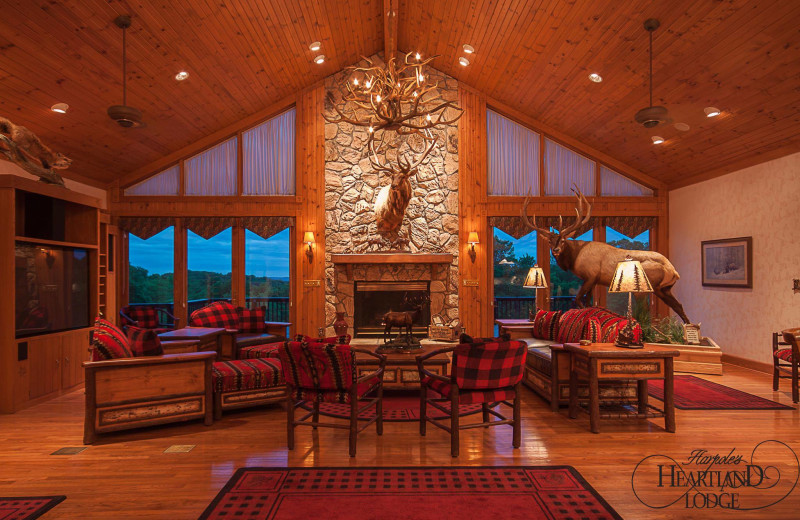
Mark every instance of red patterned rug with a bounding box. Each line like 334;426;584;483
0;496;65;520
299;391;489;422
198;466;621;520
649;375;794;410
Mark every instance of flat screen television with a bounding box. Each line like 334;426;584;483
15;242;90;338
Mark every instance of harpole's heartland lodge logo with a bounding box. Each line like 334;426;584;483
632;441;799;511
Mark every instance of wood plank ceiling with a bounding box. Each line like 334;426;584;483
0;0;798;188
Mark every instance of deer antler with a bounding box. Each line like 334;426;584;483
557;186;592;238
521;189;552;237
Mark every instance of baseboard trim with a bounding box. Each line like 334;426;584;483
722;354;772;374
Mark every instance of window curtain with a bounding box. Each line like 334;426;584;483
184;217;236;239
124;165;179;196
544;139;595;196
243;109;296;195
600;166;654;196
604;216;656;239
118;217;174;240
487;110;540;196
184;137;237;196
241;216;295;240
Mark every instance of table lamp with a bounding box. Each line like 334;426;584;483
608;255;653;348
523;265;548;289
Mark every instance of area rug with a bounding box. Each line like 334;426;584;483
198;466;621;520
0;496;65;520
648;375;794;410
298;391;489;422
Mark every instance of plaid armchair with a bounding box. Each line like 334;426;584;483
278;340;386;457
119;305;178;334
417;339;527;457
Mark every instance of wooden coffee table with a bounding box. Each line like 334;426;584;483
158;327;228;357
353;340;452;390
565;342;680;433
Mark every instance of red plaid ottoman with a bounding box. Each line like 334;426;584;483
238;342;283;360
211;358;286;419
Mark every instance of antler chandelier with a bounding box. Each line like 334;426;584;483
324;51;463;142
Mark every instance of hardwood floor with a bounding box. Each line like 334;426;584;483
0;364;798;518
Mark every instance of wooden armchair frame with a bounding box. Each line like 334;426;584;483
83;351;216;444
416;346;522;457
286;347;386;457
775;329;800;403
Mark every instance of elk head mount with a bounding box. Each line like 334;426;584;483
521;187;690;323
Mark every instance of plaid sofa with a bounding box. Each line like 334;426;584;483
189;301;290;358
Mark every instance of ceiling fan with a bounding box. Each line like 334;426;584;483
634;18;671;129
107;15;143;128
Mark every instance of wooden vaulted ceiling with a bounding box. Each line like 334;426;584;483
1;0;798;189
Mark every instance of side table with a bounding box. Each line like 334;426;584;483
565;342;679;433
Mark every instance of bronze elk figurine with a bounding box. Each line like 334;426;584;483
521;188;690;323
381;293;430;342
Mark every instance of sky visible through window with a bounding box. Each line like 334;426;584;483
129;227;290;278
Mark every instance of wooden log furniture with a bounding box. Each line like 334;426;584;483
83;351;216;444
158;327;228;358
354;341;451;390
211;358;286;420
775;329;799;403
565;342;679;434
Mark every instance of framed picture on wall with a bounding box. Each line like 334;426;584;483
701;236;753;288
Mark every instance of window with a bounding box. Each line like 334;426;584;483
544;139;595;196
493;228;539;319
487;110;540;195
243;109;296;195
185;138;238;196
187;228;232;313
600;166;653;196
606;227;651;316
245;228;291;321
128;227;174;304
550;228;593;311
124;165;179;196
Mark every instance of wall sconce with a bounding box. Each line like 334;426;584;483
304;231;315;263
467;232;479;263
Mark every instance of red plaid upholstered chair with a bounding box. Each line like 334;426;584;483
278;340;386;457
119;305;179;334
417;339;527;457
775;329;800;403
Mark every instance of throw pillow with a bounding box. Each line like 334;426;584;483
127;326;164;357
238;307;267;333
91;317;134;361
532;308;562;341
585;317;601;343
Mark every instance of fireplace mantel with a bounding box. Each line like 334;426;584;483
331;253;453;265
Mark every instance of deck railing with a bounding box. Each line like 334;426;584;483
128;297;291;324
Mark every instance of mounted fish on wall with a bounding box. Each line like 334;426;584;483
0;116;69;186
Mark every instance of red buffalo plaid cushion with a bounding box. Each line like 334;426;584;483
238;307;267;333
212;358;285;393
190;301;239;330
91;317;134;361
585;317;602;343
774;348;793;362
422;376;518;405
294;334;352;345
126;326;164;357
452;340;527;390
278;341;374;403
122;306;159;329
531;308;562;340
239;342;283;360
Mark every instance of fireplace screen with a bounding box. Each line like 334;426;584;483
353;281;431;338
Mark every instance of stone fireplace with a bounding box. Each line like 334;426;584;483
322;54;460;336
353;281;430;338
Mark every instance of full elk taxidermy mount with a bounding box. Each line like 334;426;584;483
521;188;690;323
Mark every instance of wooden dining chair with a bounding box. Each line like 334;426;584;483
775;329;800;403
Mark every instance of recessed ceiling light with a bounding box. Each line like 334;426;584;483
674;122;690;132
458;57;470;67
309;41;321;52
462;44;475;54
314;55;325;64
50;103;69;114
651;136;664;144
588;73;602;83
704;106;721;117
175;71;189;81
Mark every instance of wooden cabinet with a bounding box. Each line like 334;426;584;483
21;329;89;402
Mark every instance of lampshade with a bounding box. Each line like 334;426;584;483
303;231;315;244
523;265;548;289
467;232;479;244
609;256;653;293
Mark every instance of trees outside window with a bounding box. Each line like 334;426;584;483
245;228;290;321
187;228;232;313
128;227;174;304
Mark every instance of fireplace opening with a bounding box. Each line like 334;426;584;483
353;281;431;338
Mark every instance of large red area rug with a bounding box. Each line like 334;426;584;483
299;391;488;422
648;374;794;410
0;496;65;520
198;466;621;520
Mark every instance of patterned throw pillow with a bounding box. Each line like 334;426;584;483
127;326;164;357
585;317;602;343
238;307;267;333
532;308;562;341
189;301;239;330
91;317;134;361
